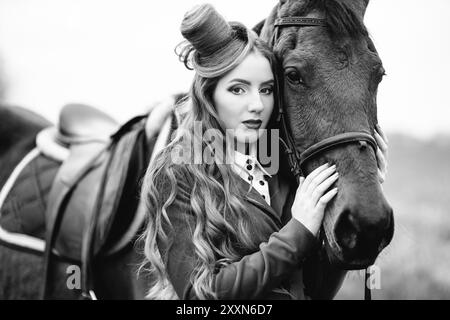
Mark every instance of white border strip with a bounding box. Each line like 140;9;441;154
0;148;45;253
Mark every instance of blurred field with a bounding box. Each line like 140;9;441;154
336;133;450;299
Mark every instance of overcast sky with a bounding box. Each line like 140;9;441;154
0;0;449;139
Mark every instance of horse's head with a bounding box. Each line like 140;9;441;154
261;0;394;269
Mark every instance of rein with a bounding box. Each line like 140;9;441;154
272;16;374;301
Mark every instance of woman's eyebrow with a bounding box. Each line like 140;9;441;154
229;78;275;85
229;78;251;85
261;79;275;86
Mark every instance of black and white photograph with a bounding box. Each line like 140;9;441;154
0;0;449;302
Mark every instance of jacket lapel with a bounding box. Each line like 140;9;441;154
233;172;291;229
268;173;292;221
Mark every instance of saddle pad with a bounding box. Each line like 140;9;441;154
0;153;60;239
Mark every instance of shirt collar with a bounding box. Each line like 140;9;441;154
232;150;273;178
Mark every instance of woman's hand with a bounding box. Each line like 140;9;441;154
375;124;389;184
291;163;339;236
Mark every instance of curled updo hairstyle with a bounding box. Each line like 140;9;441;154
141;4;280;300
177;4;257;78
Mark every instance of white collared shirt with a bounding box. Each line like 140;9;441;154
231;151;272;206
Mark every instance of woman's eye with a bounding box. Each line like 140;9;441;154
260;86;274;95
229;86;245;95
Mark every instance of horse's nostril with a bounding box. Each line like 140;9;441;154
342;230;357;250
334;209;359;253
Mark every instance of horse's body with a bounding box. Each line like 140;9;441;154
0;105;152;299
0;0;393;299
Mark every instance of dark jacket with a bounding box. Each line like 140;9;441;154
157;167;347;300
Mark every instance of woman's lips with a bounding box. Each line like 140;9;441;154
242;120;262;129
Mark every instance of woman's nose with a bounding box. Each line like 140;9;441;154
248;92;264;113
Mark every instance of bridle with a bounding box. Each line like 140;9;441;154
272;16;377;180
272;16;375;300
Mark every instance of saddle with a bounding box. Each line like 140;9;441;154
38;103;156;299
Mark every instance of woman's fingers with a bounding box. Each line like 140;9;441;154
376;146;388;184
302;163;330;191
298;176;305;188
296;176;306;194
306;164;337;195
378;168;385;184
375;125;389;184
376;147;387;170
316;188;338;210
374;131;388;156
311;172;339;203
375;124;389;145
292;166;338;237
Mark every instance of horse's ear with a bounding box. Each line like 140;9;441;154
360;0;369;17
339;0;369;18
252;19;266;36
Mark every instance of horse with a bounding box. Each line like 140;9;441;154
258;0;393;271
0;0;393;299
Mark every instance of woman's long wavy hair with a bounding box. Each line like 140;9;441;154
140;22;280;299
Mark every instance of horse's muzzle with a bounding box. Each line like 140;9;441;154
332;202;394;268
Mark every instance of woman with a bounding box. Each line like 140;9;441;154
140;4;388;300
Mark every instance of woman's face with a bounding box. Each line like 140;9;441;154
213;51;274;146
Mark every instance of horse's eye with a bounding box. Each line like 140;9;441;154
285;69;305;85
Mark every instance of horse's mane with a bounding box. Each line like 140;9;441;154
287;0;368;39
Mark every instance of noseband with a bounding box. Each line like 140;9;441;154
272;16;375;300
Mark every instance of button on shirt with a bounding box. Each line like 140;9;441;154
231;151;272;206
